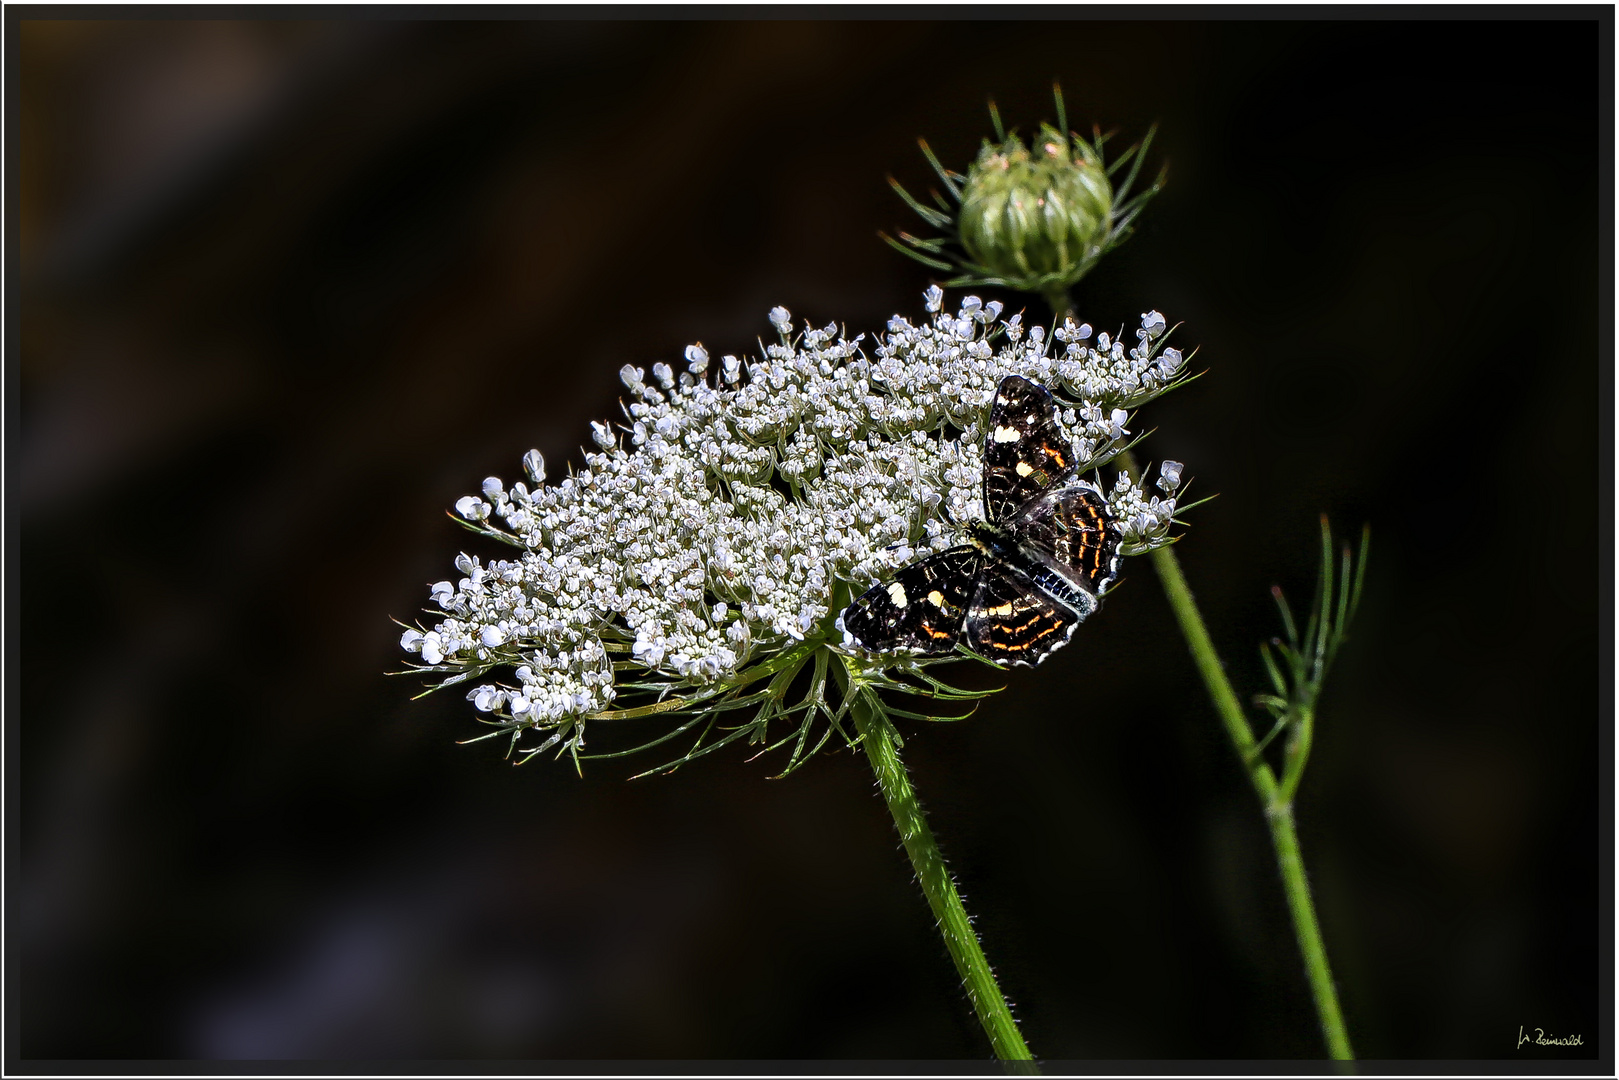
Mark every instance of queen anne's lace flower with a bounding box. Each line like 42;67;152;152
402;294;1194;758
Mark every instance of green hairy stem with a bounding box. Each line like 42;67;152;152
842;665;1037;1064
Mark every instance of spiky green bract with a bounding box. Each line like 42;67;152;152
1249;518;1370;804
582;623;996;781
886;84;1165;300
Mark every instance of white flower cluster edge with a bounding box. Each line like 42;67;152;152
402;289;1191;733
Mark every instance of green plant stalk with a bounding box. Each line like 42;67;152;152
1132;458;1353;1061
1049;267;1353;1055
843;668;1036;1063
1041;284;1074;321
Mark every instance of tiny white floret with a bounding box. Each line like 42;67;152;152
523;449;546;484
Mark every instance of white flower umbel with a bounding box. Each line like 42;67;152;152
401;293;1196;773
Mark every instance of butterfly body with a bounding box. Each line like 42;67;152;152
839;375;1123;668
963;517;1096;617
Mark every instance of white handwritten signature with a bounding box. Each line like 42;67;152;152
1518;1025;1583;1049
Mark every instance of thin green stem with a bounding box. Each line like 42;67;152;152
1121;450;1354;1061
1266;800;1353;1064
843;668;1036;1064
1031;283;1350;1058
1145;536;1266;778
1042;286;1075;324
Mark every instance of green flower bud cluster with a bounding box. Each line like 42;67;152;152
886;86;1164;308
958;124;1113;290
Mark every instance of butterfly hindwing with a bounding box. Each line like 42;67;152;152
983;375;1077;524
840;547;984;655
1011;478;1124;599
963;560;1081;668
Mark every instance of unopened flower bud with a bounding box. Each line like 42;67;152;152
887;89;1162;299
958;125;1112;291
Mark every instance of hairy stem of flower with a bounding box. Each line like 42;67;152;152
1119;449;1354;1061
841;666;1037;1065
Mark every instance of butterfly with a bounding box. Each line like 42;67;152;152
838;374;1123;668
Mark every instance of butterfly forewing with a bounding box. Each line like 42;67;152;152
963;561;1080;667
1012;478;1124;598
840;547;983;655
983;375;1078;524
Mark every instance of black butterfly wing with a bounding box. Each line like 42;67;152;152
1011;477;1124;602
963;560;1081;668
982;375;1078;525
846;376;1110;667
840;547;984;655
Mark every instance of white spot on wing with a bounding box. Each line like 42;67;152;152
1015;461;1034;477
887;581;908;607
993;426;1022;443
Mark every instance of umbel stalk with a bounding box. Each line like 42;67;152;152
839;662;1037;1063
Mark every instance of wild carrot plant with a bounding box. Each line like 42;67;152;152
402;84;1365;1062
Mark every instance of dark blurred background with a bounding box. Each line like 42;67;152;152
13;13;1607;1066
